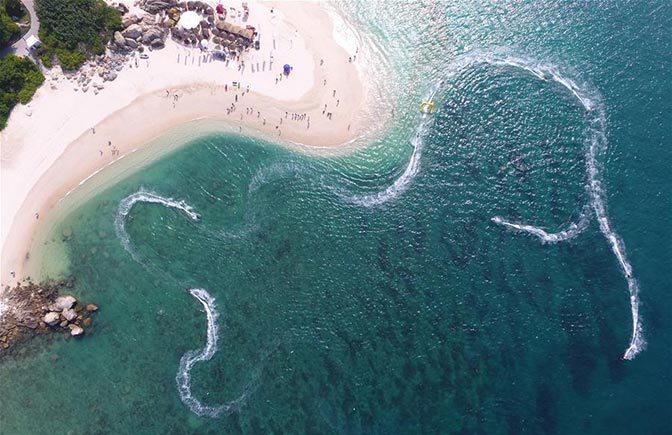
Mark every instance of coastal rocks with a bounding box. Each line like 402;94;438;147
62;308;77;322
103;72;118;82
150;39;165;50
68;324;84;337
114;31;127;48
115;3;129;15
139;0;177;14
0;279;100;354
44;312;60;326
52;295;76;311
122;14;141;28
142;15;156;25
125;38;138;49
141;27;165;45
122;24;143;40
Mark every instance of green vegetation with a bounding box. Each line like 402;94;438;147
36;0;121;70
0;54;45;129
0;2;21;48
3;0;26;19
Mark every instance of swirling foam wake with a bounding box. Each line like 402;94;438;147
343;84;442;207
350;49;644;359
491;207;591;244
176;288;250;418
114;190;200;261
116;191;253;416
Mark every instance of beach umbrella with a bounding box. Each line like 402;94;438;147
283;64;291;74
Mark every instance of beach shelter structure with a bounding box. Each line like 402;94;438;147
283;64;291;74
179;11;200;30
216;4;224;14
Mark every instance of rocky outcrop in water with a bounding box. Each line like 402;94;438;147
0;278;99;354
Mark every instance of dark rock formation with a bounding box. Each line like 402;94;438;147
0;278;99;354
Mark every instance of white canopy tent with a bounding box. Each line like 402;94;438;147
178;11;200;30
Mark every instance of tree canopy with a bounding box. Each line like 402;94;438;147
0;54;45;129
35;0;121;70
0;3;21;48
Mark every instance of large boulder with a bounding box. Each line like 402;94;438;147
122;14;142;28
141;27;164;45
68;324;84;337
116;3;129;15
113;31;127;47
150;39;165;49
62;308;77;322
139;0;177;14
125;38;138;49
122;24;143;40
43;312;60;326
51;295;76;311
85;304;99;312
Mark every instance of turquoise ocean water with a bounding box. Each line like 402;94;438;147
1;1;670;433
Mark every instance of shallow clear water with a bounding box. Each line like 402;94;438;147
1;1;670;434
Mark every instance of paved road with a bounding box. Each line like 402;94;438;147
1;0;39;58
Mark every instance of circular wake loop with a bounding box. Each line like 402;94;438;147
350;48;644;360
115;190;251;417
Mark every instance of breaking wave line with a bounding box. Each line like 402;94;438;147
176;288;251;418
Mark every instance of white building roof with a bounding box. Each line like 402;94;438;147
25;35;40;49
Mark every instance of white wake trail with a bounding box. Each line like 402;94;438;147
176;288;250;418
491;209;590;243
346;48;644;359
114;190;200;261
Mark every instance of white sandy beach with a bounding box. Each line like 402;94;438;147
0;1;375;290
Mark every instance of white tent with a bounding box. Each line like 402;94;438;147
178;11;200;30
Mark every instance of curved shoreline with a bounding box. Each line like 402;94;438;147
0;1;377;290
